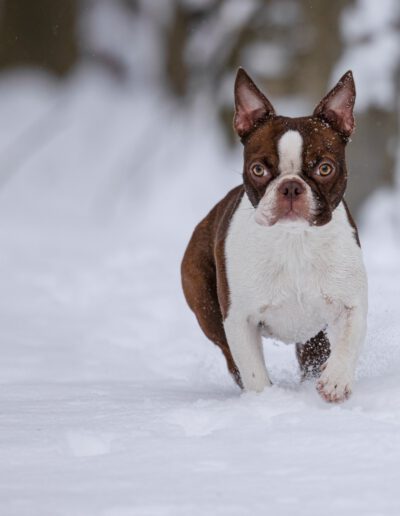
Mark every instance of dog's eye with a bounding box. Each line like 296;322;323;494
318;163;333;176
251;163;267;177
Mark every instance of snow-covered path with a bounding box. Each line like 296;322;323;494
1;198;400;516
0;72;399;515
2;374;400;516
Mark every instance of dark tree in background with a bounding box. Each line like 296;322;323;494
0;0;78;75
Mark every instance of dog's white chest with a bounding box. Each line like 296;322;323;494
224;194;364;343
257;269;327;343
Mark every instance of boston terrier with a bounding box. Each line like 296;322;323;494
181;68;367;403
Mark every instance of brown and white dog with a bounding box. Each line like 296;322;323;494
181;68;367;403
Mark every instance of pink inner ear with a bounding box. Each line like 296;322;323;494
233;70;275;137
235;106;267;135
240;87;266;112
329;88;348;110
325;85;355;134
235;88;269;136
334;109;353;134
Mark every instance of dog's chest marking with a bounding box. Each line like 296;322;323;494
224;193;363;343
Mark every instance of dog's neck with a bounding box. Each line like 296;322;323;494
239;190;351;241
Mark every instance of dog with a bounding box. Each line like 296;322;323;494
181;68;367;403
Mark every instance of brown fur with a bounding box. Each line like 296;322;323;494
181;186;244;387
181;68;360;388
296;331;331;380
243;116;349;227
343;199;361;247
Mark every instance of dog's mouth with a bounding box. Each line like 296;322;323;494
255;209;311;227
253;180;317;228
278;211;311;228
280;203;305;221
255;198;313;227
275;196;312;224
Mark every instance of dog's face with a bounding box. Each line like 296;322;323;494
233;69;356;227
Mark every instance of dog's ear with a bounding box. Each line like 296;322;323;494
233;68;275;139
313;71;356;138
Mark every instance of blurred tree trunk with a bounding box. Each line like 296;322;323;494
0;0;78;76
347;107;398;212
165;2;189;98
293;0;350;100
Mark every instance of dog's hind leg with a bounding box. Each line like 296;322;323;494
296;330;331;380
181;250;243;389
194;288;243;389
181;187;245;389
184;276;243;388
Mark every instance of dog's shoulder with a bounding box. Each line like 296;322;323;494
181;185;244;318
181;185;243;271
184;185;244;252
342;199;360;247
212;185;245;242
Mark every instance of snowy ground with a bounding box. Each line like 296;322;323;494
0;70;400;516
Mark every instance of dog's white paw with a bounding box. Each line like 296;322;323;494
316;360;353;403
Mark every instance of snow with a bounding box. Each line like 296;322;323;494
0;69;400;516
335;0;400;111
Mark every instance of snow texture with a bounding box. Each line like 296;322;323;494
0;69;399;516
335;0;400;110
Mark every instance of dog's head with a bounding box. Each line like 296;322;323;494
233;68;356;227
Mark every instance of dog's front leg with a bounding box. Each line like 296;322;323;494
224;314;271;392
317;301;367;402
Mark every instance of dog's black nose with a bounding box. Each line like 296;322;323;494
278;179;305;198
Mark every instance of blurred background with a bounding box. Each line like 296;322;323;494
1;3;400;513
0;0;398;380
0;0;398;215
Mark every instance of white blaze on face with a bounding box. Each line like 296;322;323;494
277;130;303;176
254;129;315;227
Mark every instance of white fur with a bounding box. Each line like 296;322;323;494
224;193;368;397
278;130;303;175
255;130;316;226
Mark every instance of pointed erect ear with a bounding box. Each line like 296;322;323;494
313;71;356;138
233;68;275;139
